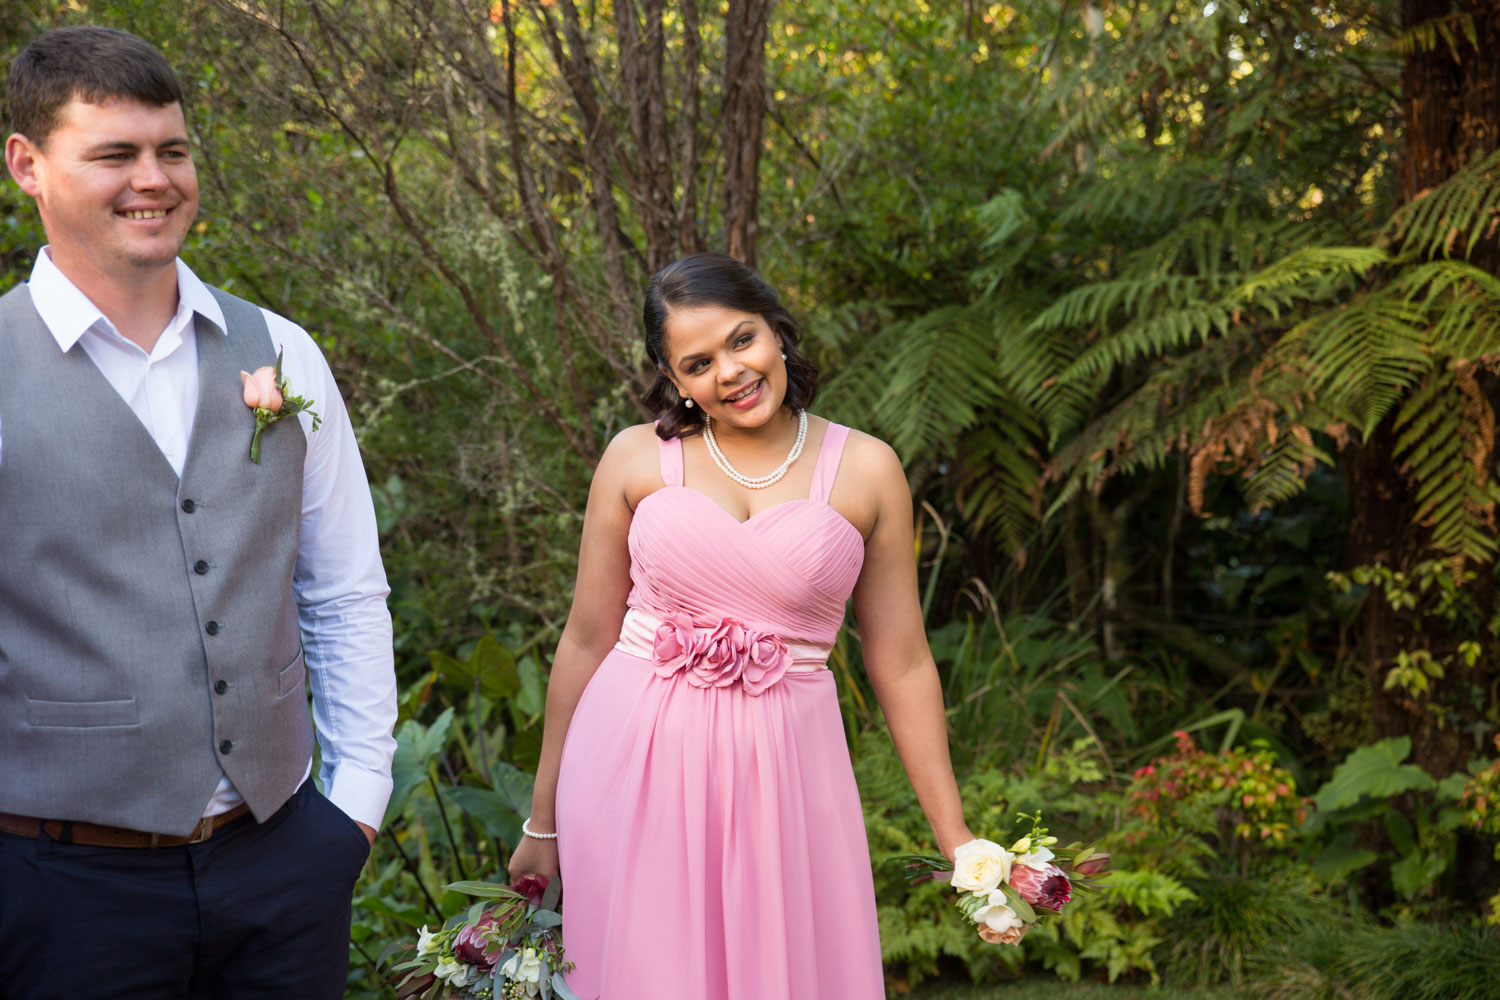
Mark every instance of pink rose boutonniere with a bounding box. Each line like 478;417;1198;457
241;349;320;463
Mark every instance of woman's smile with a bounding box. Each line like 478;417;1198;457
723;379;764;408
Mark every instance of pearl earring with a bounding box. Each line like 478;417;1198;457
780;350;787;359
684;397;694;409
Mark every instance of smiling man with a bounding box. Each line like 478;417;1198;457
0;26;397;999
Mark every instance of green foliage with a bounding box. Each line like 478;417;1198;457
1166;870;1342;990
1301;737;1470;907
1128;730;1307;852
1248;917;1500;1000
346;631;546;997
861;730;1196;988
1312;736;1436;812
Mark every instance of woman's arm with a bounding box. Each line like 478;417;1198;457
508;427;644;880
847;435;972;859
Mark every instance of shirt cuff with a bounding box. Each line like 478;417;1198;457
325;764;394;830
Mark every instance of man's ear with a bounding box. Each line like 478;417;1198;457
5;133;43;197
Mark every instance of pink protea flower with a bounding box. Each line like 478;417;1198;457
1008;862;1072;912
452;911;503;970
511;874;550;906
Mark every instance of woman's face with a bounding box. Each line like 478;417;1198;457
662;304;787;428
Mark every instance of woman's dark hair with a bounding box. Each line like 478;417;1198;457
643;252;819;439
8;27;185;147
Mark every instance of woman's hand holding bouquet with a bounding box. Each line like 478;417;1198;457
894;812;1111;946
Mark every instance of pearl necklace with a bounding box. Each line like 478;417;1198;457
704;410;808;489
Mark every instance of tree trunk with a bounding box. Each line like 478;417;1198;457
1350;1;1500;777
721;0;771;268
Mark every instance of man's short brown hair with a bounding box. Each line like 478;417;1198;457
7;26;184;147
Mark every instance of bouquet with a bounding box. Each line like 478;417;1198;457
892;812;1111;945
386;875;585;1000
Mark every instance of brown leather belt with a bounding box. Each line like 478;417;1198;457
0;802;252;848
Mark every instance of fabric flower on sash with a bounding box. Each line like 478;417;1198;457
647;614;797;695
650;613;703;680
689;619;748;689
742;633;794;695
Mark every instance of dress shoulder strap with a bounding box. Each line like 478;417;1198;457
657;427;685;487
808;421;851;504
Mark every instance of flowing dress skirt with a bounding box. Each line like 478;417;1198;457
554;647;885;999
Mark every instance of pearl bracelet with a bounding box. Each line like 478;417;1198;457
522;817;558;840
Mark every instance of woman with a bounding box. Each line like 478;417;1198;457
508;252;971;998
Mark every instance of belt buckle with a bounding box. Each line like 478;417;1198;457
186;817;215;844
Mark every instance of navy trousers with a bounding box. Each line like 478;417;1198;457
0;781;370;1000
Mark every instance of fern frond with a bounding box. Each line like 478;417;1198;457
957;422;1042;565
972;189;1040;293
1389;11;1478;60
1391;368;1500;562
1242;424;1330;514
1232;247;1388;317
866;305;1003;458
1274;292;1431;432
1384;149;1500;262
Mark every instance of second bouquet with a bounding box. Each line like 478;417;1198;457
894;813;1111;945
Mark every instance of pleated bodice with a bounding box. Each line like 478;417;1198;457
624;422;864;646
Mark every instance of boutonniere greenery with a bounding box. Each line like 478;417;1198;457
240;349;320;463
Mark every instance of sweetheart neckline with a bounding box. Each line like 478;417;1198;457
636;484;865;541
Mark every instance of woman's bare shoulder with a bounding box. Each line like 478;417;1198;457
598;421;670;507
835;424;904;484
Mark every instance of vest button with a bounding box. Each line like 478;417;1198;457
195;560;210;575
219;740;233;755
181;499;197;513
206;621;221;635
214;680;228;695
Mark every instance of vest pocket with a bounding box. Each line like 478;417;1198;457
25;697;139;729
277;648;307;698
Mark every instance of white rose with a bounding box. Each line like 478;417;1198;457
951;839;1014;894
515;948;544;984
1016;846;1056;871
501;948;545;985
972;890;1024;935
416;925;438;956
435;959;471;988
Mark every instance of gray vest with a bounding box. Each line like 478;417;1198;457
0;282;315;835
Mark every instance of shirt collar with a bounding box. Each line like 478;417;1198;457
27;249;228;352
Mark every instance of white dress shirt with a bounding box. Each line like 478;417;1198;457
1;250;398;830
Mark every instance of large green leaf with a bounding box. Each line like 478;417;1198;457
431;635;519;701
444;765;534;849
1313;737;1436;813
1391;850;1447;899
383;707;456;827
1312;839;1379;883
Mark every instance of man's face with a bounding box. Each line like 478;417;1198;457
6;95;199;281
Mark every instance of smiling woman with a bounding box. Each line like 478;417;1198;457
642;252;819;440
504;252;975;999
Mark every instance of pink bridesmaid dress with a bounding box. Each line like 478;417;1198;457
554;421;885;999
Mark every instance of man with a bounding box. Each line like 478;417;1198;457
0;26;397;999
